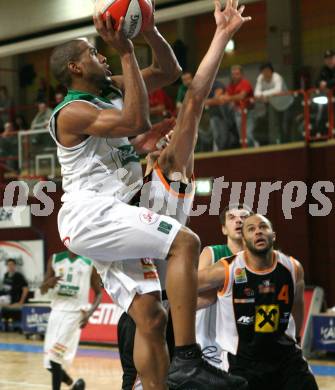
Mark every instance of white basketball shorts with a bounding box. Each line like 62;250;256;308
95;258;162;312
43;309;82;369
58;196;181;263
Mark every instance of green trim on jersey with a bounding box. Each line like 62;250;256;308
53;251;69;263
53;89;112;114
53;251;92;265
80;257;93;266
210;244;232;263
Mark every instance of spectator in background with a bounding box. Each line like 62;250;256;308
317;50;335;90
0;122;18;171
205;79;239;150
149;88;175;123
30;100;52;130
14;114;28;131
176;71;193;112
0;86;14;132
254;63;292;144
224;65;257;147
0;259;28;307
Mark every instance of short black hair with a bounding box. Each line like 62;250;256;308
241;214;273;236
6;258;16;265
219;204;253;226
50;39;86;87
260;62;274;72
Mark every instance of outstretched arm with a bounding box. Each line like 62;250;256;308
159;0;251;178
198;260;227;293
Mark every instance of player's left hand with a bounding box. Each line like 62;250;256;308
141;0;156;33
79;310;91;329
131;117;176;154
214;0;251;36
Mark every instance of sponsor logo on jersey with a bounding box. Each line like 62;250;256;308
62;236;71;247
244;287;255;297
234;268;247;284
258;280;275;294
141;258;159;280
118;144;140;165
139;209;159;225
255;304;279;333
157;220;172;235
237;315;254;325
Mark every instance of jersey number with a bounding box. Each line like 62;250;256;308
277;285;289;304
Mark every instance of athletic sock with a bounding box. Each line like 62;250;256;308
62;369;73;386
50;361;62;390
174;343;200;359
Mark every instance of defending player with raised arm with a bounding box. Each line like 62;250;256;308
197;214;318;390
111;1;252;389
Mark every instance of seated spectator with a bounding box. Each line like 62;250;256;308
14;114;28;131
30;100;52;130
0;86;14;132
317;49;335;91
205;79;239;150
149;88;175;123
223;65;257;147
176;71;193;112
30;101;54;150
0;122;18;171
254;63;293;144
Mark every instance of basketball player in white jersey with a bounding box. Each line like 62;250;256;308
49;1;250;389
197;214;318;390
105;2;253;389
40;250;102;390
196;205;251;361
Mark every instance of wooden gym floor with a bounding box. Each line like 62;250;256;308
0;333;334;389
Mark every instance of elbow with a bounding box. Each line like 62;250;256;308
132;119;151;135
170;65;183;83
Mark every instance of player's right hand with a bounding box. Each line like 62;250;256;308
93;13;134;55
47;276;62;288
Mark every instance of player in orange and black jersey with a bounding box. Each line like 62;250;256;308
198;214;318;390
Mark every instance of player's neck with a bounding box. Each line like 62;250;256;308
227;238;243;255
244;249;275;272
70;81;101;97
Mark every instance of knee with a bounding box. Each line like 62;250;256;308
171;227;201;259
137;305;168;335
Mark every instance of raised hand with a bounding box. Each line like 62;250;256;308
131;117;176;154
93;12;133;55
214;0;251;36
141;0;155;33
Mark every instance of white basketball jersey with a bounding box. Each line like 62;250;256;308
215;250;297;356
49;90;143;203
143;162;195;226
51;251;93;312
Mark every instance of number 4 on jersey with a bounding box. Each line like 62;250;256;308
277;284;289;304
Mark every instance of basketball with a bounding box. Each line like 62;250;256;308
95;0;153;39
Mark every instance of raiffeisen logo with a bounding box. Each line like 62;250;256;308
88;303;120;325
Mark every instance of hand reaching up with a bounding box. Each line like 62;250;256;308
214;0;251;36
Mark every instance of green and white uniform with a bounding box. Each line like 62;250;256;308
44;251;93;369
196;244;233;365
49;90;181;263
